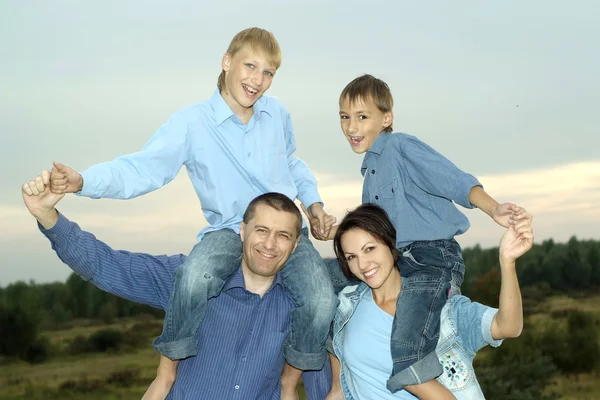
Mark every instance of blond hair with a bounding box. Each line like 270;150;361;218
340;74;394;133
217;27;282;92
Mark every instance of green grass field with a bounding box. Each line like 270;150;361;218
2;294;599;399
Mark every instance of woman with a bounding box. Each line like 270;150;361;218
326;204;533;400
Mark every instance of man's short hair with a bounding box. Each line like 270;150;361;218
243;192;302;238
217;27;282;92
339;74;394;133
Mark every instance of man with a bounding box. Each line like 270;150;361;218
22;171;331;399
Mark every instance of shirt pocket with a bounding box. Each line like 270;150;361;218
264;146;290;184
378;179;398;220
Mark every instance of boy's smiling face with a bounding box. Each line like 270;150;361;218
339;95;393;154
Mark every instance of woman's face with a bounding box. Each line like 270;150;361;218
340;228;396;290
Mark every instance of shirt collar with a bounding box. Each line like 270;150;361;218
209;88;270;126
368;132;390;155
223;266;284;294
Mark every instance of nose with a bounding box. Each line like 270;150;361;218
263;232;276;250
347;118;358;135
251;70;264;87
357;256;368;271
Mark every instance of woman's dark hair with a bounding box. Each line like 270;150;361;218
333;203;400;280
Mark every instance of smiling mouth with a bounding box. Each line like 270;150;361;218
348;136;364;146
257;249;276;259
242;83;258;97
363;267;377;278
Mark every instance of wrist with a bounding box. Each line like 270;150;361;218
499;256;516;268
76;174;84;192
33;208;59;230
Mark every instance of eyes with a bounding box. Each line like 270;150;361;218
256;228;291;240
245;63;275;77
345;246;375;261
340;114;368;120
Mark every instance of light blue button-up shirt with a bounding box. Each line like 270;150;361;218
361;132;482;248
78;89;322;240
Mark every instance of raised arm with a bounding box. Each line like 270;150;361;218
22;172;183;309
491;212;533;339
51;112;190;199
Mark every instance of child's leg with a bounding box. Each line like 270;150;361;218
324;257;358;294
279;229;338;371
142;355;178;400
153;229;242;360
386;239;465;393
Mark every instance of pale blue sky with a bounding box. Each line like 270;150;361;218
1;0;599;285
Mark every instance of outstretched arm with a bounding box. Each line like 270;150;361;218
491;212;534;339
468;186;527;229
51;112;190;199
22;171;183;309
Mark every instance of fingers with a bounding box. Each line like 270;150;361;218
22;183;33;196
323;215;337;230
53;161;66;172
35;175;45;192
25;179;41;195
317;215;326;235
50;166;68;193
42;170;50;185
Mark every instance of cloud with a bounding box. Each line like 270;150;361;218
2;160;600;285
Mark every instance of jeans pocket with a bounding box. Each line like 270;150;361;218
437;345;474;392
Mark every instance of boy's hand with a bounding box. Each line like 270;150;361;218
50;161;84;194
301;203;336;241
499;212;533;263
492;202;526;228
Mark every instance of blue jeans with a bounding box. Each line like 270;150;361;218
324;239;465;393
153;228;337;370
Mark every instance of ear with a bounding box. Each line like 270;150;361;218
291;236;301;254
222;54;231;72
383;111;394;130
239;222;245;242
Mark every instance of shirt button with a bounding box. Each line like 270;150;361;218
242;357;247;362
247;152;251;157
234;385;240;390
375;195;379;200
371;169;375;174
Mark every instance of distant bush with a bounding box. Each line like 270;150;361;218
59;377;106;393
67;335;91;355
88;329;123;352
23;336;51;364
105;367;141;387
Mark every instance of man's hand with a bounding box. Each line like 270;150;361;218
50;161;84;194
301;203;336;241
499;212;533;263
22;170;64;228
492;202;526;228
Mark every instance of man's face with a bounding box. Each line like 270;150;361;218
221;47;277;114
239;204;300;279
339;95;393;154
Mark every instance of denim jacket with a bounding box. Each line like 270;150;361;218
330;283;503;399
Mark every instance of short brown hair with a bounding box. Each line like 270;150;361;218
217;27;282;92
340;74;394;133
333;203;400;280
243;192;302;238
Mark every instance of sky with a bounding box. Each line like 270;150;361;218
1;0;599;286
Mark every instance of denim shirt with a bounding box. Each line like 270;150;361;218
331;283;502;399
361;133;482;248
